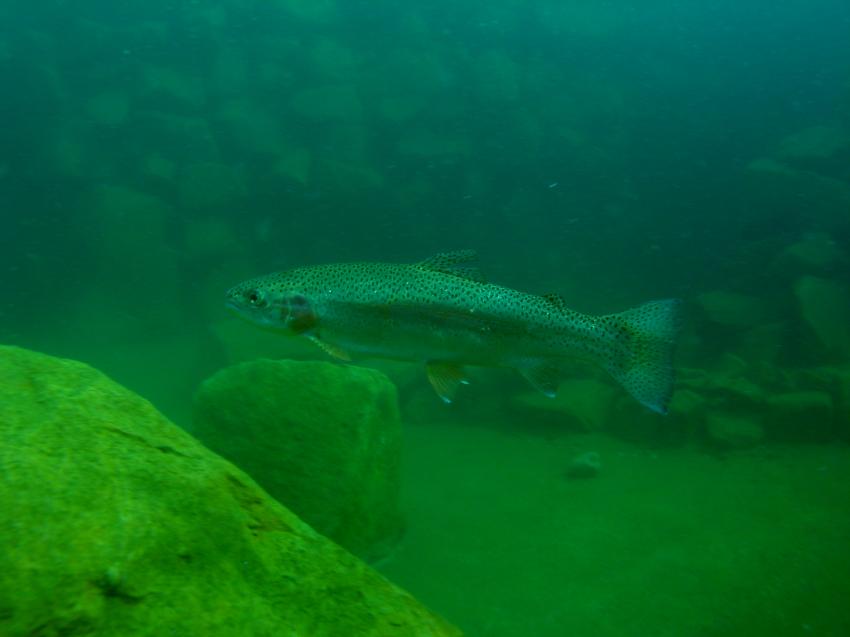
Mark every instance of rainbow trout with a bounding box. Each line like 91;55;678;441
226;251;681;413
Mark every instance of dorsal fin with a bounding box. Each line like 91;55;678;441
542;293;568;310
417;250;485;283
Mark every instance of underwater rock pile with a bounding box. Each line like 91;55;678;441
192;359;405;562
674;357;846;447
0;345;459;637
565;451;602;479
794;276;850;359
505;350;849;448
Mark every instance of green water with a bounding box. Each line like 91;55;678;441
1;0;849;635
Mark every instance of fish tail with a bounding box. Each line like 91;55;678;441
603;299;682;414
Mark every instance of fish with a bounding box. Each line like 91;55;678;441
225;250;681;413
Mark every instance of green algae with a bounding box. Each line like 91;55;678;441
0;345;460;637
192;359;405;562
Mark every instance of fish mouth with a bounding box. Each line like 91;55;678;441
224;299;241;313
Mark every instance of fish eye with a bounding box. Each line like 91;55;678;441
246;290;265;306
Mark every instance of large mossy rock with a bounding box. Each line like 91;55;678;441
794;276;850;359
0;346;460;637
192;359;405;562
705;412;765;449
765;390;835;442
696;290;766;327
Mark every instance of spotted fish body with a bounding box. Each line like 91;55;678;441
226;251;681;413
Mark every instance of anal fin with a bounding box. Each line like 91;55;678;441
519;362;561;398
426;362;469;403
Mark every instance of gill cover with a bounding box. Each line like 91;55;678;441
282;294;317;333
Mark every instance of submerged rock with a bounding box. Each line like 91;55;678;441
0;345;460;637
696;290;766;327
667;388;708;437
177;161;245;210
134;111;221;164
215;99;283;155
308;37;358;80
472;50;521;102
777;126;850;166
192;359;405;562
397;128;470;157
272;145;313;185
141;65;206;108
765;390;835;442
745;158;850;228
86;90;130;127
279;0;338;23
794;276;850;358
290;85;363;122
834;368;850;442
183;217;242;260
378;94;425;123
706;412;765;449
565;451;601;479
781;232;846;271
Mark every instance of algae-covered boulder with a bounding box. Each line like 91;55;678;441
141;65;206;108
279;0;338;23
272;145;313;185
215;99;283;155
86;90;131;127
177;161;246;210
308;37;358;80
397;128;471;157
134;111;221;164
776;125;850;171
192;359;405;562
290;85;363;122
696;290;766;327
706;412;765;449
0;345;459;637
835;368;850;442
794;276;850;358
472;50;521;102
667;388;708;437
745;158;850;228
780;232;846;271
765;390;835;442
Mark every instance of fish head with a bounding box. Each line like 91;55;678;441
225;273;318;334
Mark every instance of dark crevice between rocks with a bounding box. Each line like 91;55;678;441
28;616;96;637
177;551;193;564
94;571;146;605
101;426;192;458
226;473;295;535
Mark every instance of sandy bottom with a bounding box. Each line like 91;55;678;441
377;421;850;637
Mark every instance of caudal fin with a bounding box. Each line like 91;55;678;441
604;299;682;414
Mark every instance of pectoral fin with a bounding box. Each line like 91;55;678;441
519;362;561;398
426;362;470;403
308;336;352;361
